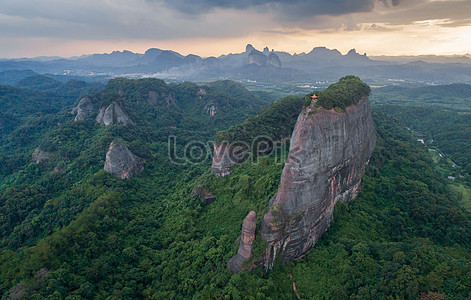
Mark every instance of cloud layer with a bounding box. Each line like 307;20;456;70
157;0;378;16
0;0;470;58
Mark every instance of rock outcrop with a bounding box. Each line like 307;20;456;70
96;102;134;126
191;184;216;205
227;211;257;273
32;147;54;163
267;53;281;68
249;50;268;66
259;96;376;270
71;96;94;121
147;90;176;106
211;143;249;177
204;103;217;116
248;49;281;68
104;141;144;179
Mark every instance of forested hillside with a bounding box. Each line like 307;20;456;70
1;78;470;299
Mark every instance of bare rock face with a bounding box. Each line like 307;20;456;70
227;211;257;273
267;53;281;68
104;141;144;179
248;50;268;66
211;143;249;177
96;102;134;126
32;147;54;163
147;90;176;106
191;184;216;205
71;96;94;121
204;103;217;116
260;97;376;270
248;49;281;68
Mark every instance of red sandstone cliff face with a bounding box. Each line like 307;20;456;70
259;97;376;271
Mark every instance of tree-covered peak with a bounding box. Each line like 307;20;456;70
304;75;370;111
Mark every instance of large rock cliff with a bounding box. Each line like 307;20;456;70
267;53;281;68
104;141;144;179
259;96;376;270
96;102;134;126
71;96;94;122
248;50;281;68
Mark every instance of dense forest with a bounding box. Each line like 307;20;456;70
377;105;471;177
1;75;470;299
377;105;471;214
370;83;471;112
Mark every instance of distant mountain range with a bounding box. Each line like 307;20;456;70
1;44;471;86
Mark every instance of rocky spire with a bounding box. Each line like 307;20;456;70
227;211;257;273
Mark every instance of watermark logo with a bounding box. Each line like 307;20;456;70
168;135;289;165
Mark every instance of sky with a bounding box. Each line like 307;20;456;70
1;0;471;58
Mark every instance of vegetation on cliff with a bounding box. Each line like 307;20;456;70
214;95;303;144
304;75;371;110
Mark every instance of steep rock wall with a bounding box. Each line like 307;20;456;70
71;96;94;122
260;96;376;270
96;102;134;126
267;53;281;68
104;141;144;179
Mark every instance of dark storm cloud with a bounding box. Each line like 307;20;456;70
157;0;378;16
390;0;401;6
